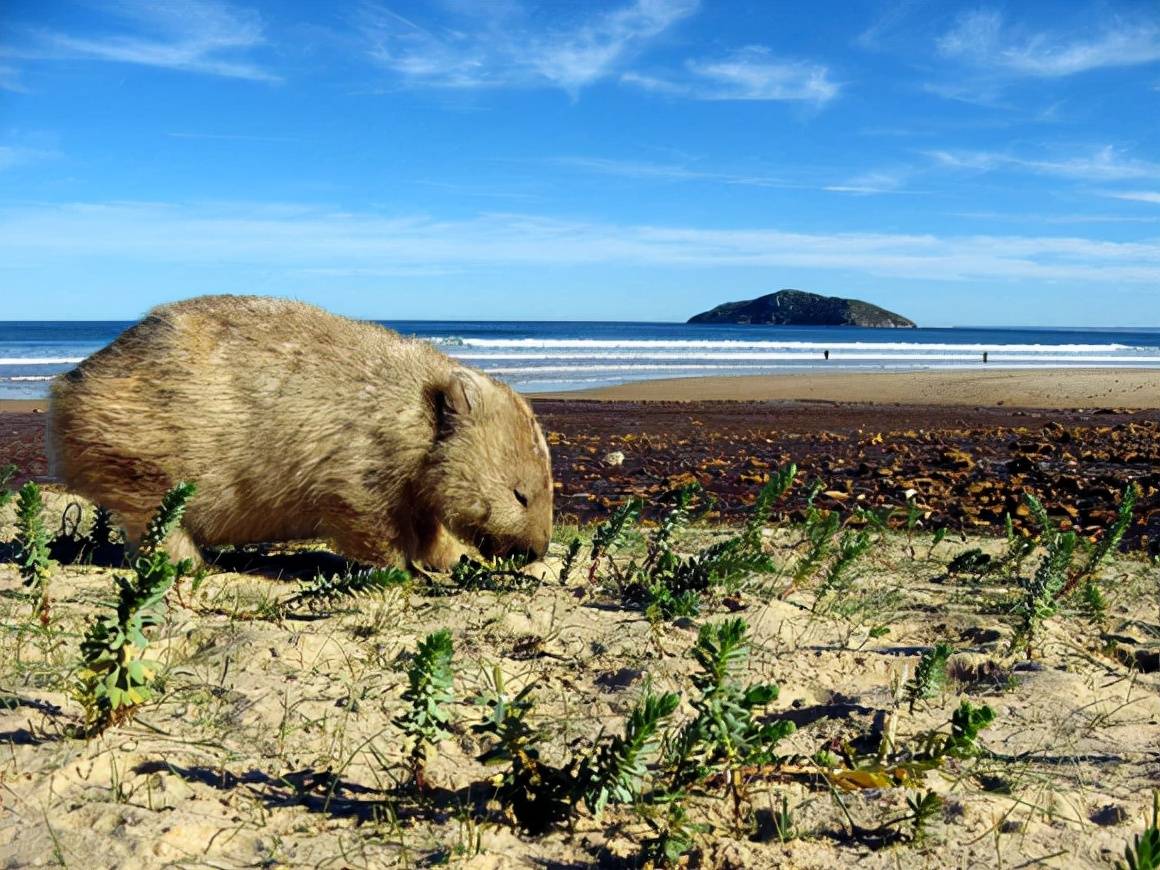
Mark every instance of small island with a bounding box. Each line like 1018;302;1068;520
688;289;916;328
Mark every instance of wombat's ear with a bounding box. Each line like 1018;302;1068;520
431;369;483;437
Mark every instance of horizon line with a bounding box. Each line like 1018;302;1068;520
2;318;1159;331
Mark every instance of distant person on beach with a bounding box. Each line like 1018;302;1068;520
824;349;830;361
983;351;989;364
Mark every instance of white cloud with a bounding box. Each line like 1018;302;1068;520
927;145;1160;182
1104;191;1160;204
938;9;1160;77
2;201;1158;286
7;0;277;82
359;3;835;102
624;46;839;102
360;0;697;93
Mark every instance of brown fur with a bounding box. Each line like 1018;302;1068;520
48;295;553;569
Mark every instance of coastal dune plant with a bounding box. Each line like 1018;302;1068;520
449;552;540;591
812;527;873;608
395;629;455;790
588;496;643;582
905;642;954;713
558;536;582;584
288;566;410;612
472;667;576;833
15;481;54;624
72;482;196;736
580;689;680;816
1012;485;1136;655
668;618;795;812
606;473;795;621
639;801;706;868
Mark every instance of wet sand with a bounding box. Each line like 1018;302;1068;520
532;367;1160;408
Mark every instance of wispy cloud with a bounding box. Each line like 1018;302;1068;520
854;0;927;51
1103;190;1160;205
528;0;698;91
554;155;907;195
952;210;1160;226
359;0;697;93
624;46;839;102
6;0;278;82
927;145;1160;182
165;131;300;143
2;201;1157;286
550;156;796;188
0;144;56;172
0;64;28;93
823;169;911;195
937;9;1160;77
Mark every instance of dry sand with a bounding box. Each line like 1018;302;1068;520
0;399;47;413
1;490;1159;869
533;368;1160;408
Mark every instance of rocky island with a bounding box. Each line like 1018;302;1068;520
688;289;916;328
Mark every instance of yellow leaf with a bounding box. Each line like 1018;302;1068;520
830;769;894;791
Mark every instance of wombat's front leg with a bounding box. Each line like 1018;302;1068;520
327;528;407;569
417;523;470;572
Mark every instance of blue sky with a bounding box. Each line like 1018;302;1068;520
1;0;1158;325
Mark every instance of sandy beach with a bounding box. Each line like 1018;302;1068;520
533;367;1160;407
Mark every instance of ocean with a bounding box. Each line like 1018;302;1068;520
2;320;1159;400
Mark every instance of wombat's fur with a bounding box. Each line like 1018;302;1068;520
48;295;553;568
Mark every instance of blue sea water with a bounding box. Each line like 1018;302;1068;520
2;320;1159;399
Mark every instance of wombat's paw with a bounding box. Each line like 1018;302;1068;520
421;544;471;572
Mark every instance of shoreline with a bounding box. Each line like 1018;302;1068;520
6;368;1160;414
530;367;1160;408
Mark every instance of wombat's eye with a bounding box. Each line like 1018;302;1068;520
513;488;528;508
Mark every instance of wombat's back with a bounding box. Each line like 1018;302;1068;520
49;295;445;545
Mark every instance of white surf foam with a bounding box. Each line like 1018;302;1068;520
484;362;1160;375
429;338;1137;353
453;352;1160;363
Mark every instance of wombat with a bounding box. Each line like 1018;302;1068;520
48;295;553;569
